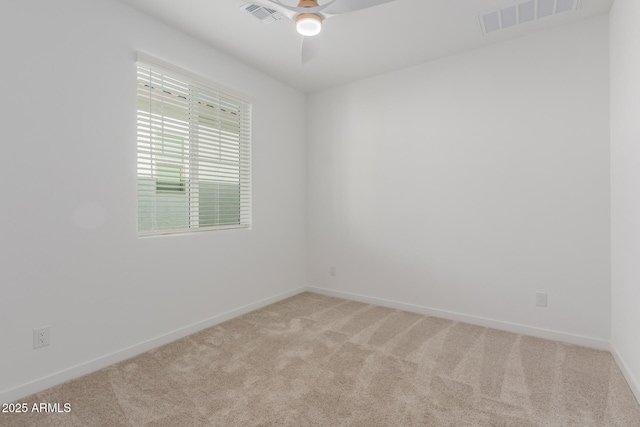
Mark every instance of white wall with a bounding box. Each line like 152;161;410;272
307;16;610;347
0;0;306;401
610;0;640;402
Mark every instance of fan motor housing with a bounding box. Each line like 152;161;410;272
297;0;319;8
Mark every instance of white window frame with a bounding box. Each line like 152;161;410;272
136;53;252;236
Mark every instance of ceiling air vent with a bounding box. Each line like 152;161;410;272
479;0;581;34
241;3;284;24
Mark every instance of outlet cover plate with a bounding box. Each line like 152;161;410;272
33;327;50;348
536;292;548;307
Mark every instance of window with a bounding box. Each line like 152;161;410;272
136;55;251;236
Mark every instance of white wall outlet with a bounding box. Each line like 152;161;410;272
33;327;50;349
330;266;337;277
536;292;548;307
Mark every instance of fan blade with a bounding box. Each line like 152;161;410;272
246;0;340;20
322;0;396;15
301;36;321;64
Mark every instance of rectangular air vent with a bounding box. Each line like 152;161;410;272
240;3;284;24
479;0;580;34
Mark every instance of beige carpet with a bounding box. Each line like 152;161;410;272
2;292;639;426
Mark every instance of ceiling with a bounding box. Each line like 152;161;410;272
117;0;613;93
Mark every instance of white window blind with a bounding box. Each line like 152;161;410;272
136;56;251;236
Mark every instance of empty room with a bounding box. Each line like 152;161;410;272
1;0;639;425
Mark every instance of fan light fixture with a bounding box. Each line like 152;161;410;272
296;13;322;36
242;0;397;63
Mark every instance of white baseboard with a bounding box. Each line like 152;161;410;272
305;286;610;351
0;286;306;404
610;344;640;405
2;285;617;404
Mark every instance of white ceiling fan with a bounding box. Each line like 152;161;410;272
246;0;397;63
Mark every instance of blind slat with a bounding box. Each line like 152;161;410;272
137;59;251;236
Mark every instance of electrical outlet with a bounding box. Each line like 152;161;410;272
33;327;50;349
536;292;548;307
330;266;336;277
